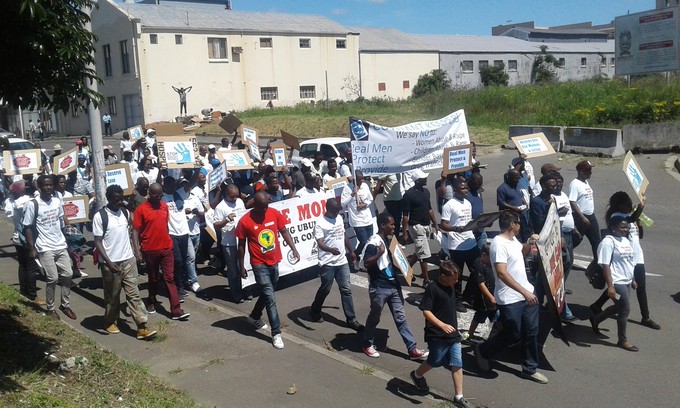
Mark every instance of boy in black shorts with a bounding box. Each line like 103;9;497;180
410;260;477;408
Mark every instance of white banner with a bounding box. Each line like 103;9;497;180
349;110;470;175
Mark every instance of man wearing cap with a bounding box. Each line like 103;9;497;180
76;153;91;181
49;144;63;166
144;129;156;148
120;148;138;176
104;145;118;166
569;161;600;258
497;169;529;239
102;113;113;137
401;169;439;286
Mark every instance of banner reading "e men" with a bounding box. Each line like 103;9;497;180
348;110;470;176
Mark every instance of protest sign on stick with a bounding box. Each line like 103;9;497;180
3;149;42;175
622;151;649;202
443;144;472;175
105;164;134;195
62;196;90;223
217;149;253;170
52;147;78;176
157;136;199;169
511;132;556;158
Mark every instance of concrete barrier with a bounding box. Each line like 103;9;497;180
562;127;626;157
622;123;680;152
506;125;563;150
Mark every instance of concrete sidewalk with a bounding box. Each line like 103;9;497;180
0;218;445;408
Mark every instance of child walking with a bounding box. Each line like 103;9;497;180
468;243;499;339
410;260;477;408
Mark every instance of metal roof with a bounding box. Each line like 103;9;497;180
353;27;436;52
114;1;353;35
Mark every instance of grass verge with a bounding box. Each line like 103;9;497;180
0;284;198;408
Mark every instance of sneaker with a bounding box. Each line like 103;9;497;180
347;320;364;332
309;312;324;323
190;282;202;293
453;396;477;408
456;303;468;313
641;318;661;330
409;370;429;392
105;324;120;334
363;345;380;358
79;271;89;278
172;310;190;320
409;348;429;360
521;371;549;384
474;343;490;372
179;297;184;303
146;303;156;314
136;327;158;340
272;334;284;349
247;316;269;331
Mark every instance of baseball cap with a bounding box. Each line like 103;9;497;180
78;154;87;159
208;144;216;150
75;140;83;145
410;168;428;180
540;163;561;174
9;181;25;194
264;158;274;166
123;147;133;153
576;160;594;171
145;128;155;135
53;144;62;150
511;157;525;167
301;158;313;168
104;145;113;150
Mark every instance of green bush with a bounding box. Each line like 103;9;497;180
411;69;452;98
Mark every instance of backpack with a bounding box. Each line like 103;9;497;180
92;207;130;265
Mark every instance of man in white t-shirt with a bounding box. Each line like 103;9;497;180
22;175;77;320
341;170;374;258
309;198;363;331
213;184;250;303
440;177;483;312
93;185;156;340
294;172;320;198
475;211;548;384
569;160;601;258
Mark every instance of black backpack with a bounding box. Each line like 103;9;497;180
92;207;131;265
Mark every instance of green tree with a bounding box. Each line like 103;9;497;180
531;45;563;84
480;63;509;87
411;69;451;98
1;0;103;112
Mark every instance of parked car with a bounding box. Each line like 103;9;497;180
2;137;37;151
0;127;15;139
290;137;351;168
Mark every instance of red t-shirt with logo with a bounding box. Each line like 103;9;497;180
132;200;173;252
235;208;289;266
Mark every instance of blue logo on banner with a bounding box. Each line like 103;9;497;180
350;121;368;141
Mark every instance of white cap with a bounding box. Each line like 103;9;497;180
301;158;313;168
264;158;274;166
208;144;216;150
145;128;155;135
410;168;428;180
123;147;133;153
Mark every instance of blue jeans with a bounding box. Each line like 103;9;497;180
363;284;417;353
250;263;281;335
222;245;243;301
310;263;357;322
185;234;199;285
353;225;373;256
480;300;540;375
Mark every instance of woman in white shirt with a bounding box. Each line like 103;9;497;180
590;215;638;351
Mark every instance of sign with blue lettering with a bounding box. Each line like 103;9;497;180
622;150;649;202
271;143;287;171
105;163;134;195
443;144;472;175
511;132;555;158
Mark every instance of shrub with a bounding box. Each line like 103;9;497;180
411;69;451;98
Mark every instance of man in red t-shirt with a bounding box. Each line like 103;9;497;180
235;191;300;350
132;183;190;321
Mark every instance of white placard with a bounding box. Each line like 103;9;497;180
157;136;199;169
208;160;229;191
511;132;556;158
3;149;42;175
52;147;78;176
62;196;90;223
105;164;134;195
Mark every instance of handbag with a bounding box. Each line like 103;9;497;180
585;260;605;290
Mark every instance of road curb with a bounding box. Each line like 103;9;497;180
664;155;680;182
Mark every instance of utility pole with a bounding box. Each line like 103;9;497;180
84;8;107;211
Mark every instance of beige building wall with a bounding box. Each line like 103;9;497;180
360;52;439;99
138;30;360;123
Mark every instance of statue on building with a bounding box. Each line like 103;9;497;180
172;85;192;116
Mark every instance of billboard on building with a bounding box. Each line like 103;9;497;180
615;7;680;75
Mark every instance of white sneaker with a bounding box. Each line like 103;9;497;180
79;271;89;278
272;334;284;349
247;316;269;331
190;282;202;293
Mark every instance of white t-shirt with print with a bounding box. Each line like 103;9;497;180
340;183;373;227
184;193;204;236
553;192;575;232
314;214;348;267
294;187;319;198
441;197;476;251
213;198;246;246
597;235;635;284
21;196;67;253
162;193;190;236
612;211;644;265
568;178;594;215
92;207;134;263
491;235;533;305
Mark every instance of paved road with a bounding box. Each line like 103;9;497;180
2;145;679;407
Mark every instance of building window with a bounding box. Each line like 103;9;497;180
336;39;347;49
559;57;566;66
378;82;386;91
610;57;616;67
601;56;607;67
150;34;158;44
462;60;473;73
580;57;587;67
260;37;272;48
208;38;228;60
494;60;504;68
103;44;112;76
300;86;316;99
508;60;518;71
403;80;410;89
260;87;278;100
175;35;183;45
299;38;311;48
108;96;117;115
478;60;489;70
120;40;130;74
